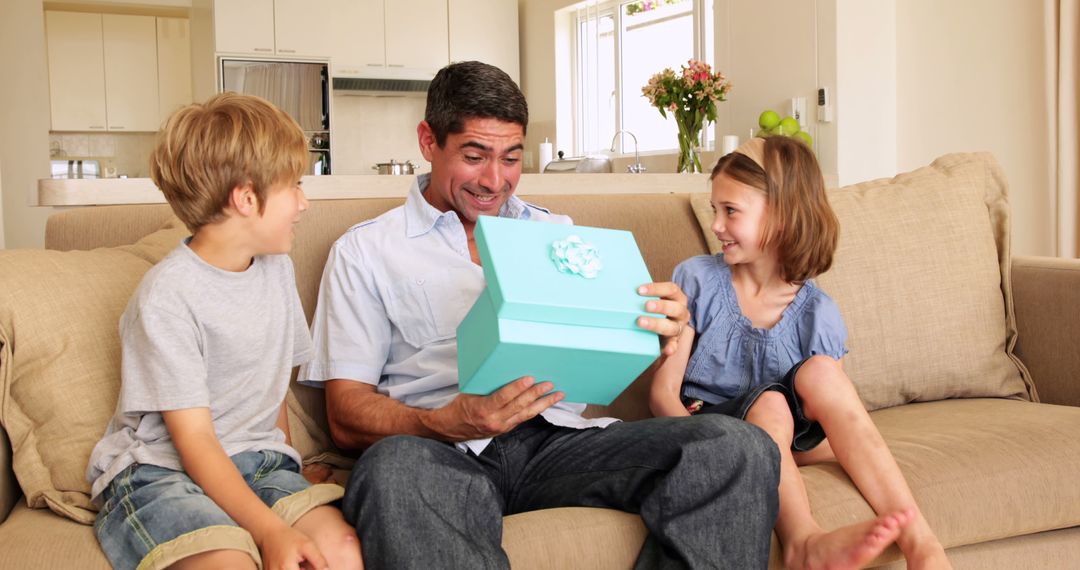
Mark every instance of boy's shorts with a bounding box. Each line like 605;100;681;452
94;450;344;570
683;358;827;452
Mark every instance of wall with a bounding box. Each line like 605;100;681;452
896;0;1052;256
1;0;54;249
331;93;428;175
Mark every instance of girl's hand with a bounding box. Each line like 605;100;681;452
636;282;690;356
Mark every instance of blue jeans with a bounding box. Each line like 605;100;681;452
94;450;340;570
343;415;780;569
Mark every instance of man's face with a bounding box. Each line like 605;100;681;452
418;117;525;226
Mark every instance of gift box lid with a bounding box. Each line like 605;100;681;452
474;216;659;330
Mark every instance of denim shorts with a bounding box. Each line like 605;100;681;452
684;358;826;452
94;450;344;570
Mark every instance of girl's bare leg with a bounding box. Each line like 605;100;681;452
794;356;951;570
746;391;911;570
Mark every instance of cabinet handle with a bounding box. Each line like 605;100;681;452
89;126;106;130
388;64;405;68
366;63;383;67
254;47;273;52
110;126;125;130
279;49;295;53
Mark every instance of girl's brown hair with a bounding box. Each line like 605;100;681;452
710;136;839;283
150;92;308;232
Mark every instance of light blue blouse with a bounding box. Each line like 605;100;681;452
673;255;849;405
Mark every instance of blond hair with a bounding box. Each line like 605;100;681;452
710;136;839;283
150;92;308;232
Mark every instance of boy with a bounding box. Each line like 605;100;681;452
86;93;362;570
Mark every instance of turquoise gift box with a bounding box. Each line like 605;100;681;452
456;216;662;404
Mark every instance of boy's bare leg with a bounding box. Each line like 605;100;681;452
747;391;911;570
167;549;257;570
293;505;364;569
795;356;952;570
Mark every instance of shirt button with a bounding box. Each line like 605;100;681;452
416;278;425;285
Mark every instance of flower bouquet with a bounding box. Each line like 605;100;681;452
642;59;731;173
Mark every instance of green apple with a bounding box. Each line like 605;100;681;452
794;130;813;148
779;117;800;136
758;110;781;130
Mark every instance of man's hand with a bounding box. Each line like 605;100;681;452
423;376;564;440
635;281;690;356
256;523;328;570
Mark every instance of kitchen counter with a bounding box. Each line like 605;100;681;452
37;173;711;206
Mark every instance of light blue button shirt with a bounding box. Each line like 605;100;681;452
301;174;617;454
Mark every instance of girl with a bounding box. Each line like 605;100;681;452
650;136;950;570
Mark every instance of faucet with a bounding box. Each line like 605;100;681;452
610;130;646;173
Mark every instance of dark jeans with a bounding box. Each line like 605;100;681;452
342;414;780;569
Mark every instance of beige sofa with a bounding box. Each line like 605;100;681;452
2;153;1079;569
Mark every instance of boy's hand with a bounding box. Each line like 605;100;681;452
636;282;690;356
257;523;328;570
423;376;564;440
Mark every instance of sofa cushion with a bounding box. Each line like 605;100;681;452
0;222;188;523
691;153;1032;410
802;399;1080;566
0;503;109;569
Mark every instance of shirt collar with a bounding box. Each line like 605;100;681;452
404;173;532;238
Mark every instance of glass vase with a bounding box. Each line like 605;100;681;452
675;112;704;174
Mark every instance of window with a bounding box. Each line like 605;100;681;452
567;0;713;156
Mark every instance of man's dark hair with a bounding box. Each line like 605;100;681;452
425;61;528;146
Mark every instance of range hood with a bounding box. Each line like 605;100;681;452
332;77;430;93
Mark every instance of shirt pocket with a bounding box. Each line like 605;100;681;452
387;269;471;347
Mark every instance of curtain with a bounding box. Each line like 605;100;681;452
240;63;324;132
1051;0;1080;257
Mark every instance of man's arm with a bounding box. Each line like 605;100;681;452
326;377;563;450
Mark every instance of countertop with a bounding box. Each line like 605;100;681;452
37;173;712;206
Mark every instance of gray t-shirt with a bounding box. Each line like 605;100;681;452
87;241;313;500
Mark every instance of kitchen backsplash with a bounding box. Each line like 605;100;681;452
49;132;157;178
48;95;430;178
331;93;428;175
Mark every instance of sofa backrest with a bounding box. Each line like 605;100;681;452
42;192;711;428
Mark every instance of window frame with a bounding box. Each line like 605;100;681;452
569;0;712;156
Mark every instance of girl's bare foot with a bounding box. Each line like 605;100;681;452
785;509;914;570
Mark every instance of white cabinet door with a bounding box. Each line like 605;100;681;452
215;0;275;54
103;15;160;132
448;0;519;84
385;0;448;75
157;17;192;124
330;0;385;76
45;11;108;131
275;0;334;57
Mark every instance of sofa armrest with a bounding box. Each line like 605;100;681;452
0;426;18;524
1012;255;1080;407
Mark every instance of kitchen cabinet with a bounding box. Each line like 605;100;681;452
214;0;333;57
330;0;384;76
157;18;193;125
331;0;448;79
103;15;160;132
45;11;160;132
213;0;274;54
448;0;519;84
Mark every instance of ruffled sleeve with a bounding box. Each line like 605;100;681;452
799;289;849;360
672;255;718;330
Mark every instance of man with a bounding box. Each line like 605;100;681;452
302;61;779;569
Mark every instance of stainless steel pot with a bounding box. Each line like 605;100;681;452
372;159;417;175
